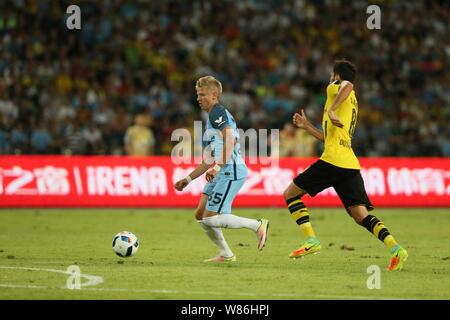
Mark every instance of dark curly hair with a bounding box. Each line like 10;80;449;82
334;59;357;82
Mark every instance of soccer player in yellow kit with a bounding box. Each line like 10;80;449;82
284;60;408;271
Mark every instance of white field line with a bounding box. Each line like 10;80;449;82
0;265;419;300
0;284;416;300
0;265;103;288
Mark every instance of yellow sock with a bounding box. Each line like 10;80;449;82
299;222;316;238
362;215;398;250
286;197;316;239
383;235;398;250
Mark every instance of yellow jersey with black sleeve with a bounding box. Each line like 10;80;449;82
320;80;360;169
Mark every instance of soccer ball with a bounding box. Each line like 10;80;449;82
112;231;139;257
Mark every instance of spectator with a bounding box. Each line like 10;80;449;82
277;123;317;158
0;1;447;157
10;122;28;154
83;123;105;155
31;122;51;154
0;128;10;154
124;113;155;156
63;122;87;155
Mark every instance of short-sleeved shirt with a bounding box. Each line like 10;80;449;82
205;104;248;180
321;80;360;169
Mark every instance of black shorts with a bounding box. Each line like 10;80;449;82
293;160;374;212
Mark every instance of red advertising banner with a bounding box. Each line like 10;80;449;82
0;156;449;208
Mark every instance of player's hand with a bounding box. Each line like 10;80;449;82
328;110;344;128
205;169;218;182
293;109;309;129
174;179;189;191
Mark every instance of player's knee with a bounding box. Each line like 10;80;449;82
349;206;368;225
352;216;364;225
283;187;304;201
283;188;292;200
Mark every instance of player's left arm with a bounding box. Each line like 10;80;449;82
328;80;353;128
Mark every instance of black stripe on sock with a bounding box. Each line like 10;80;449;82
296;215;310;225
369;219;379;232
289;201;305;209
217;180;232;214
288;203;306;213
286;196;300;205
378;228;390;241
362;215;378;233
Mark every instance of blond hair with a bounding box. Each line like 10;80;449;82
195;76;222;98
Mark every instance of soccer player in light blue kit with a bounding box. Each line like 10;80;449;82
174;76;269;262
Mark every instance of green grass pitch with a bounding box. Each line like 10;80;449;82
0;208;449;300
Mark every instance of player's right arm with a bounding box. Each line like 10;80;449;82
174;159;211;191
174;144;216;191
327;80;353;128
292;109;324;142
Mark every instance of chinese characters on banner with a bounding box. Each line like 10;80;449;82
0;156;449;207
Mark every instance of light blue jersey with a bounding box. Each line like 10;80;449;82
205;104;248;180
202;104;247;214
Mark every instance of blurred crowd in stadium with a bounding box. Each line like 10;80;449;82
0;0;449;157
